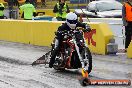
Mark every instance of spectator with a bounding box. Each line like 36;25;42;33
19;0;36;20
0;3;5;19
41;0;46;7
7;0;14;18
122;0;132;51
30;0;37;8
53;0;70;21
13;0;19;7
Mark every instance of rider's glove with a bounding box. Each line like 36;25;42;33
83;24;91;32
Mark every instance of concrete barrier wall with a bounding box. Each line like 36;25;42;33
0;20;62;45
84;22;114;55
0;20;113;55
83;18;125;49
19;9;56;19
127;41;132;59
0;20;30;43
83;18;132;58
19;9;74;18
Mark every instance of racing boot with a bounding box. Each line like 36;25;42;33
49;53;55;68
49;48;58;68
49;38;59;68
49;61;54;68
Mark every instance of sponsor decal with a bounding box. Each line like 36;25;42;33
84;29;96;46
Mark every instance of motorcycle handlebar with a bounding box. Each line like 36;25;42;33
62;30;82;40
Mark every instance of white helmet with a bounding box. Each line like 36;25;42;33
66;12;78;29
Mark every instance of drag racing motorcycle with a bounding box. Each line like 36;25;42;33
51;29;92;74
32;28;92;85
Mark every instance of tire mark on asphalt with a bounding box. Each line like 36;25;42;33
0;61;81;88
0;79;15;88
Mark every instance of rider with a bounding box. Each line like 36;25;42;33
49;12;91;68
0;3;5;19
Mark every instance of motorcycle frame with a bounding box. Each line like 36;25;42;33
59;30;86;69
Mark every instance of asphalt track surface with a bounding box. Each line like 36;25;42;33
0;41;131;88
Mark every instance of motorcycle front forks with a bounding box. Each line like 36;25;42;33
73;38;89;78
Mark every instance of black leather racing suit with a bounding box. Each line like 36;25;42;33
49;22;90;68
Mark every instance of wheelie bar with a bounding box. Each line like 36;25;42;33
32;51;51;66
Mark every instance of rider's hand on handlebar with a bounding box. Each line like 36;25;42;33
83;24;91;32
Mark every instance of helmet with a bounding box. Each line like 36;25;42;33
66;12;78;29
